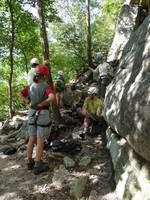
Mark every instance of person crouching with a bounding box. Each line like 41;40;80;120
77;87;103;140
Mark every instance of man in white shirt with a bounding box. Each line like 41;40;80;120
27;58;39;85
89;53;114;99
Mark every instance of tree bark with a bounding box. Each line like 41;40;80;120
7;0;15;118
23;52;28;74
37;0;61;125
86;0;93;68
37;0;53;87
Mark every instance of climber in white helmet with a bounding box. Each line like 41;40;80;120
27;58;39;85
77;86;103;139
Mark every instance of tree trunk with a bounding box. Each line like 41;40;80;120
7;0;15;118
37;0;61;125
86;0;93;68
23;53;28;74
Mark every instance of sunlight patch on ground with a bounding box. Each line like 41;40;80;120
33;184;49;193
0;192;22;200
3;164;21;171
72;171;89;177
0;154;8;159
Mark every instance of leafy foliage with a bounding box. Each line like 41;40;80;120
0;0;123;118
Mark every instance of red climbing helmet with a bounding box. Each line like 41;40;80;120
35;65;49;75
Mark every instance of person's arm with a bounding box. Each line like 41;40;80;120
37;86;54;107
107;64;114;77
37;93;55;107
20;87;30;104
88;66;99;75
96;100;103;117
20;95;30;104
96;107;101;117
88;67;94;72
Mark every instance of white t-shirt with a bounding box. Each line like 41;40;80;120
93;62;114;78
27;68;36;85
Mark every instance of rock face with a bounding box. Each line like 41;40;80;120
107;0;139;64
62;89;82;107
104;15;150;161
106;128;150;200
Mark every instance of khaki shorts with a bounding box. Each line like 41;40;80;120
28;109;51;139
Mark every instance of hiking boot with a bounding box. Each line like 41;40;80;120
27;158;35;170
33;160;49;175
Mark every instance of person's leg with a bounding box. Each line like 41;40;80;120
77;108;90;131
76;107;84;117
27;135;36;170
33;115;50;175
98;78;102;97
27;136;36;159
56;92;60;106
101;77;111;98
33;136;49;175
83;112;90;133
35;137;44;161
79;112;91;140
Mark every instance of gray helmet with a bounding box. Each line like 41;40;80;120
96;53;103;63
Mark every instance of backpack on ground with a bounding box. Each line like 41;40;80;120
50;139;82;154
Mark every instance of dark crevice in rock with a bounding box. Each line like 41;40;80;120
134;5;148;30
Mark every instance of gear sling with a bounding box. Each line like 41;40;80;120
27;82;52;129
28;105;51;128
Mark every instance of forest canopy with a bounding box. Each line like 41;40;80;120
0;0;123;118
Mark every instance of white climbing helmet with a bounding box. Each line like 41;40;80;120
30;58;39;65
57;70;63;75
88;87;98;95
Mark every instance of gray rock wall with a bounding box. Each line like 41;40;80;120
107;0;139;64
104;15;150;161
106;128;150;200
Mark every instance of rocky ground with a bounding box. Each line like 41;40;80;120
0;111;120;200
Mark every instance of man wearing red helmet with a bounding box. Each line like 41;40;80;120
20;64;54;175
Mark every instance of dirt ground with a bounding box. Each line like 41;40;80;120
0;129;120;200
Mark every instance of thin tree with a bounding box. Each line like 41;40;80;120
86;0;93;68
37;0;61;124
7;0;15;118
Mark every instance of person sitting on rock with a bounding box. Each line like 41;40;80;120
89;53;114;99
77;87;103;139
20;64;54;175
53;70;66;106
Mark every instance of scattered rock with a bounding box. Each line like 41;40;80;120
0;135;8;144
70;176;88;199
79;156;91;167
64;156;75;168
52;165;70;188
88;190;97;200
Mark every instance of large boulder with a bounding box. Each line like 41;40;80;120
106;128;150;200
107;0;139;64
62;89;82;107
104;15;150;161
